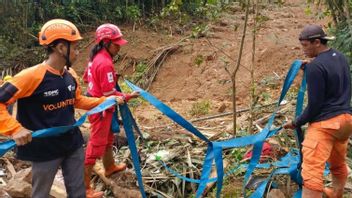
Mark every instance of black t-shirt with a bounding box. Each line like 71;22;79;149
295;48;351;127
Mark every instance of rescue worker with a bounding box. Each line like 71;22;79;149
284;24;352;198
83;23;139;197
0;19;124;198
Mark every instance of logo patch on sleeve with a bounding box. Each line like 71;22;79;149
107;72;114;83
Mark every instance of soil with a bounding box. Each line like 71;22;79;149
70;1;329;196
72;0;325;133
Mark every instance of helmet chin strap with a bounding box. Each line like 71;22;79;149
65;41;71;70
104;41;114;58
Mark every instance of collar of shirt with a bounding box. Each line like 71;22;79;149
99;48;113;62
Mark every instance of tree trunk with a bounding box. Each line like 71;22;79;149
248;0;259;134
232;0;251;135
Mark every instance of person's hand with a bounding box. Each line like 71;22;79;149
106;96;125;104
130;91;140;99
283;120;296;129
300;59;309;70
12;128;32;146
115;96;125;104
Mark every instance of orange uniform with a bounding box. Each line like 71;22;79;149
302;114;352;191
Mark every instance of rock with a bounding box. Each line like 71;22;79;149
218;103;227;113
5;179;31;198
225;123;234;132
112;186;141;198
0;188;11;198
13;168;32;183
4;168;32;197
219;20;229;27
267;189;285;198
206;54;215;61
115;135;128;149
0;178;5;188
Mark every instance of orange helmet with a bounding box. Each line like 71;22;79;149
38;19;83;45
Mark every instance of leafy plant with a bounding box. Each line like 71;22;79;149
189;100;211;116
126;5;141;23
194;55;204;67
331;23;352;64
130;61;149;83
230;147;247;162
191;24;209;38
118;81;145;108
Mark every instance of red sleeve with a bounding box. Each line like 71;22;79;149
83;67;88;83
95;63;132;101
96;64;116;95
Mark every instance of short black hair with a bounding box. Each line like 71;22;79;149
307;38;328;45
46;39;69;55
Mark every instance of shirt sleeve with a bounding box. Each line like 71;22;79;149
95;63;133;101
68;69;106;110
82;67;88;84
0;65;45;135
294;63;326;127
96;63;117;95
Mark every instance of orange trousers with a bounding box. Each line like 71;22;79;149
301;113;352;191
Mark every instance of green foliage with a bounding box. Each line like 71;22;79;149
331;23;352;64
194;55;204;66
304;6;312;15
126;5;142;23
191;24;210;38
307;0;352;63
160;0;183;18
230;147;247;162
130;61;149;83
119;81;145;108
189;100;211;116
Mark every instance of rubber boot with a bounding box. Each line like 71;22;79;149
84;165;104;198
103;146;127;177
302;187;322;198
323;174;347;198
323;187;335;198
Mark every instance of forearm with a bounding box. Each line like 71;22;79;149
74;96;106;110
0;104;22;136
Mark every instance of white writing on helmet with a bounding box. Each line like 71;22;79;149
47;24;72;32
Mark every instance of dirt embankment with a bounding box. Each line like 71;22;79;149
75;0;324;128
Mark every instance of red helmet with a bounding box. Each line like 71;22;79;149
95;24;128;46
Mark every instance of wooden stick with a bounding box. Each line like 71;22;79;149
4;159;16;178
202;159;229;196
142;102;281;130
